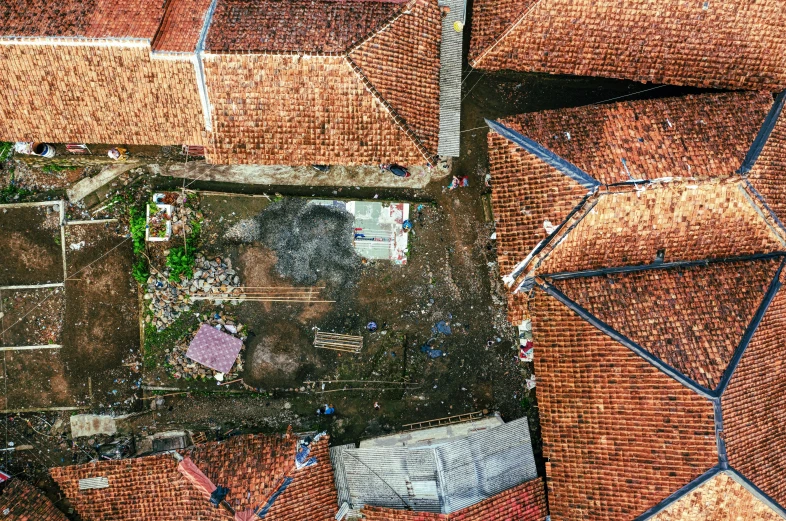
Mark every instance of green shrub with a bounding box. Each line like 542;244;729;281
166;246;194;282
132;259;150;284
129;207;146;255
0;142;12;162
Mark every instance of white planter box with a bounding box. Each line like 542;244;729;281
146;203;173;242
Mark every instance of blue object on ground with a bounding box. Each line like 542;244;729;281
403;220;413;231
427;349;444;358
367;321;378;332
436;321;452;335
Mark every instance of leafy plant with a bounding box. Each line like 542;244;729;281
41;162;78;173
0;175;32;204
166;246;194;282
132;259;150;284
0;142;12;162
129;207;146;255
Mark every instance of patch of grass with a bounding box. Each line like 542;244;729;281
0;142;12;162
132;259;150;284
143;312;199;370
0;171;33;204
41;162;78;173
129;207;146;255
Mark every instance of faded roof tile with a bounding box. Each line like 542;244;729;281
152;0;214;53
540;181;784;275
0;479;70;521
648;471;783;521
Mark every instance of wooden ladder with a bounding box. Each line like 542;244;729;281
402;411;485;432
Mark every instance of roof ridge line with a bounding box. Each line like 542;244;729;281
726;467;786;519
538;280;716;399
503;193;597;288
715;258;785;395
543;252;786;281
741;179;786;239
469;0;544;68
344;56;436;165
633;466;721;521
345;0;418;55
738;90;786;174
485;119;600;189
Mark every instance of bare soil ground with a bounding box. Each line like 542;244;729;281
61;224;140;409
0;205;63;285
2;350;77;409
0;287;64;346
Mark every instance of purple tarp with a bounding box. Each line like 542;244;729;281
186;323;243;374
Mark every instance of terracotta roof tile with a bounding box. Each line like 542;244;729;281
0;479;70;521
350;0;442;156
152;0;214;53
488;131;590;276
50;432;336;521
204;54;425;165
531;291;718;520
551;259;780;390
499;92;772;186
468;0;538;64
469;0;786;91
748;100;786;227
0;0;165;39
648;471;783;521
0;44;205;146
361;478;548;521
539;180;784;275
205;0;404;53
723;286;786;507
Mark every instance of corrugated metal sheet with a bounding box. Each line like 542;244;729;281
332;417;537;514
435;417;538;513
437;0;463;157
78;477;109;490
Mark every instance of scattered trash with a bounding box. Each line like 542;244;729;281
402;219;413;232
367;322;378;332
374;402;380;411
381;163;410;178
316;404;335;416
107;147;128;161
69;241;85;251
434;321;452;336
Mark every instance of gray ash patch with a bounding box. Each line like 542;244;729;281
257;199;360;288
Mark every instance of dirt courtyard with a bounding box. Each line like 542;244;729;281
0;210;139;412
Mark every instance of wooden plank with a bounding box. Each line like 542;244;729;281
0;344;62;351
0;283;64;290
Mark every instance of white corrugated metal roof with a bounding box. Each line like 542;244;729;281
332;416;537;514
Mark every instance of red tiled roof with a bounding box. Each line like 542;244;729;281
0;0;166;39
499;92;772;186
361;478;548;521
468;0;538;66
538;180;785;275
349;0;442;156
647;471;783;521
0;479;69;521
748;99;786;226
551;259;780;390
723;284;786;508
531;291;718;520
468;0;786;91
50;432;337;521
204;54;427;165
488;131;589;276
152;0;214;53
0;44;205;146
205;0;404;53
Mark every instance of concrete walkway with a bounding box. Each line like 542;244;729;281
165;162;449;189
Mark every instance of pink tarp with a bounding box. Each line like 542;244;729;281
177;457;217;499
186;323;243;374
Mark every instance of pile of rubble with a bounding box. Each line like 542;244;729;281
166;311;247;380
144;253;246;331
